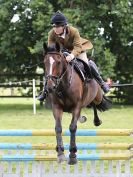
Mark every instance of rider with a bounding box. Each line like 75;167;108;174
38;11;110;101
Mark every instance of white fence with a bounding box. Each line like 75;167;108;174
0;149;133;177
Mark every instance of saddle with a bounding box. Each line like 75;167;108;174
70;58;93;82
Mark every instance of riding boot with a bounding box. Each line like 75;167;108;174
37;82;48;101
89;60;110;93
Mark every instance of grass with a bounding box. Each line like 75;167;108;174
0;98;132;143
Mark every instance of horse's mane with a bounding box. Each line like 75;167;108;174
46;44;59;53
43;42;61;55
47;45;56;52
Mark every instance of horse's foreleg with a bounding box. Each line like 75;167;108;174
53;106;65;163
92;103;102;126
68;107;80;165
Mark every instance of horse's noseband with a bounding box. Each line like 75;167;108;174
45;71;67;91
46;74;60;85
46;75;59;81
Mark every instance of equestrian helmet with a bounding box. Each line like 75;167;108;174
51;11;67;26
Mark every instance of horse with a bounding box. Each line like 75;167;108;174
43;42;112;165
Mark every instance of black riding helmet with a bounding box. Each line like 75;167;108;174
51;11;67;26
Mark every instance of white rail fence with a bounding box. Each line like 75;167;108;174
0;150;132;177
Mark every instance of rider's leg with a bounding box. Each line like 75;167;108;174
78;52;88;64
89;60;110;93
89;59;99;72
37;81;48;101
78;52;109;93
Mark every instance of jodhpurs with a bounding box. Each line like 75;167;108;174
78;52;99;72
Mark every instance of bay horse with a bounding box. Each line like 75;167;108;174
43;42;111;165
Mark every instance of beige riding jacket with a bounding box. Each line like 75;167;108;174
48;26;93;57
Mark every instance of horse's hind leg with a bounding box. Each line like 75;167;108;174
92;103;102;126
53;105;65;163
68;107;81;165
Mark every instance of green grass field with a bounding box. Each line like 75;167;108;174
0;98;133;174
0;98;132;144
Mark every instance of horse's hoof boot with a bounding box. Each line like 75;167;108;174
79;116;87;123
57;154;66;163
94;119;102;126
68;157;77;165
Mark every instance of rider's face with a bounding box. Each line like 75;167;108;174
53;26;64;35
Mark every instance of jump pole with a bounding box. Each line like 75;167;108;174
0;153;133;161
0;129;132;136
0;142;132;150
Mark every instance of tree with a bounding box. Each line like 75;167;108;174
0;0;132;103
56;0;133;103
0;0;53;75
98;1;133;103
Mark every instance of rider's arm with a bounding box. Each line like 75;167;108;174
48;30;55;46
71;28;82;58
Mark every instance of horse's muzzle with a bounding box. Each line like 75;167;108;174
46;75;59;93
47;80;56;93
48;86;56;93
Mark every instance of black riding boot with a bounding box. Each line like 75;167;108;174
89;60;110;93
37;82;48;101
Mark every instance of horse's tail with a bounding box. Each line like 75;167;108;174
95;95;112;112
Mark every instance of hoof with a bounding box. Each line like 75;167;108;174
94;119;102;126
68;157;77;165
57;154;66;163
79;116;87;123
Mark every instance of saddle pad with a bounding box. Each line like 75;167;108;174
70;58;92;81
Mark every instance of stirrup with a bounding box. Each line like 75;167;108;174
37;91;47;101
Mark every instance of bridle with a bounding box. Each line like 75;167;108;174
45;51;71;90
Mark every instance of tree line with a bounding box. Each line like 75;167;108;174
0;0;132;103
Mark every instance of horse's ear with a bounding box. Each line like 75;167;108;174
43;43;48;56
55;42;60;52
43;43;48;52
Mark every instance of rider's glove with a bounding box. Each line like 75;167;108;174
66;53;74;62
